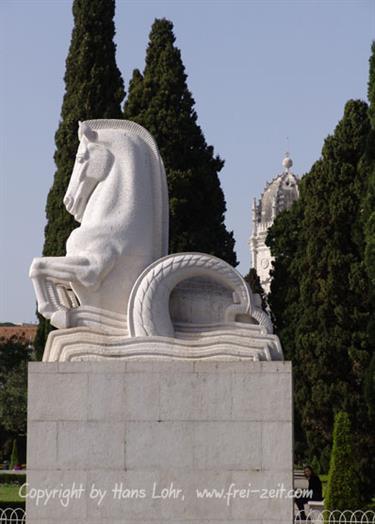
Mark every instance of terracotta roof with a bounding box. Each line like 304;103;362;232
0;325;37;342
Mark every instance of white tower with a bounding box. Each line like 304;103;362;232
250;153;299;293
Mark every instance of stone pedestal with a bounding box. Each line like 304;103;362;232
27;360;293;523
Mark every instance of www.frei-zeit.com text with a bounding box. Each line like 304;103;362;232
20;482;312;507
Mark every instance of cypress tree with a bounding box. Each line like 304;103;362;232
268;100;374;498
367;41;375;129
296;100;371;470
35;0;125;356
9;439;19;470
365;211;375;284
361;42;375;284
124;19;237;266
266;200;307;462
325;412;360;511
364;353;375;422
244;268;267;311
362;42;375;441
267;200;303;361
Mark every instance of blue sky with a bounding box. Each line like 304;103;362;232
0;0;374;323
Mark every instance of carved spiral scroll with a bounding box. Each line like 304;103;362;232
251;306;274;335
127;253;271;338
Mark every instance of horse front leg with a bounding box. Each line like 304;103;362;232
29;255;102;318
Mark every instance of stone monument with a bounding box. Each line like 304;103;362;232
27;120;293;523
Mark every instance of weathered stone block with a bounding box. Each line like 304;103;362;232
193;421;262;469
159;372;232;420
232;371;292;421
124;372;161;420
28;373;87;421
27;360;293;523
27;421;57;470
88;373;125;421
262;421;293;470
126;421;194;469
57;421;125;470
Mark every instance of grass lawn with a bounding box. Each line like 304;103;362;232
0;484;23;503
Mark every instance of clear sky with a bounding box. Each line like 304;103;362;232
0;0;374;323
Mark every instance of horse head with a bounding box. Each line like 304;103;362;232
63;122;114;223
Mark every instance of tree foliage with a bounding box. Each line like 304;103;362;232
267;99;374;499
0;362;28;437
362;43;375;431
364;353;375;422
325;412;360;511
0;337;33;456
244;268;267;311
360;43;375;286
124;19;237;266
36;0;125;355
267;200;306;460
9;439;19;470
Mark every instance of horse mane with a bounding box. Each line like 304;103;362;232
84;119;159;156
83;119;169;258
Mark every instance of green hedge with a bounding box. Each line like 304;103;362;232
0;473;26;485
325;411;360;511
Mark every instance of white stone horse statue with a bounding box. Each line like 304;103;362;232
30;118;280;361
30;120;169;328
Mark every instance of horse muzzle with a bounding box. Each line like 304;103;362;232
64;195;74;212
64;194;84;222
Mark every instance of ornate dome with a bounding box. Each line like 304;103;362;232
250;153;300;294
255;154;299;224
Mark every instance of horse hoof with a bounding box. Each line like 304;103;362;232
51;310;69;329
29;258;45;277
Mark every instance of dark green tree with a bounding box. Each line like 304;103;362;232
9;439;19;470
367;41;375;130
0;337;33;462
36;0;125;356
325;412;360;511
296;101;371;473
362;42;375;430
364;353;375;421
244;268;267;311
365;213;375;284
0;337;32;376
266;200;306;462
124;19;237;266
268;100;374;499
0;362;28;438
267;200;303;361
360;42;375;284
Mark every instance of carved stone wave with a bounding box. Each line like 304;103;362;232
43;323;282;362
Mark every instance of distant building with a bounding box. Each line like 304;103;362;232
250;153;299;293
0;323;37;346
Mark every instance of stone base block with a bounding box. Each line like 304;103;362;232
26;360;293;523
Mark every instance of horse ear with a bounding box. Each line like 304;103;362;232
78;122;97;142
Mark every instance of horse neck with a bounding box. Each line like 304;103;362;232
80;149;162;259
90;161;127;216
